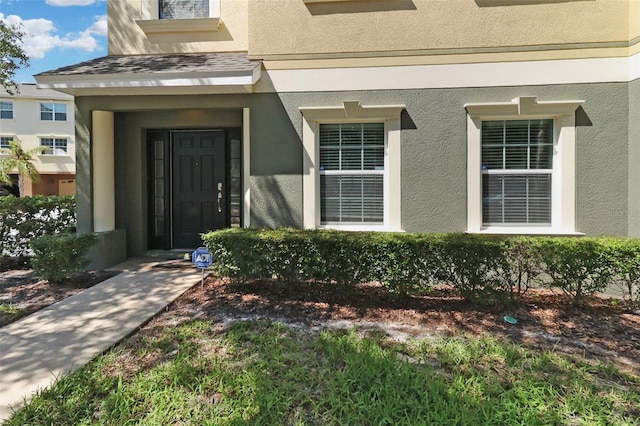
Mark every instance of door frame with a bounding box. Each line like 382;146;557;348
146;127;242;250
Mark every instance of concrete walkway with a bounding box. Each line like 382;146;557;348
0;258;203;422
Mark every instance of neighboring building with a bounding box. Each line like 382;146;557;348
35;0;640;268
0;84;76;196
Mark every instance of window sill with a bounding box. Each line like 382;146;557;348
136;17;220;35
468;227;584;236
319;224;404;232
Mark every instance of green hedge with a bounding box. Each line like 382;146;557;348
30;233;97;284
0;195;76;261
202;228;640;306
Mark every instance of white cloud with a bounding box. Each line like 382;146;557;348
88;15;107;37
0;13;106;60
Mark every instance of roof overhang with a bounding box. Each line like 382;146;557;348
34;53;262;96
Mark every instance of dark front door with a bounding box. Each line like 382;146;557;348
172;131;226;249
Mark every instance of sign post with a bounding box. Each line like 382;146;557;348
192;246;213;289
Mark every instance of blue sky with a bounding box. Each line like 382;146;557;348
0;0;107;83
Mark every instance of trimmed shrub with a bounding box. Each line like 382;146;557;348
0;195;76;262
202;228;640;305
535;237;614;303
603;238;640;308
500;237;545;300
30;233;97;284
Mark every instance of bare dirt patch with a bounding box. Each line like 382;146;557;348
0;269;119;327
160;276;640;374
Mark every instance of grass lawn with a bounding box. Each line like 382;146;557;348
5;319;640;425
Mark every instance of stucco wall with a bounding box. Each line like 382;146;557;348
249;0;630;59
273;83;629;236
630;78;640;237
74;80;631;262
108;0;248;55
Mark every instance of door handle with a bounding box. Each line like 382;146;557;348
217;192;223;213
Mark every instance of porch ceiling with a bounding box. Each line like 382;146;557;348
34;53;262;96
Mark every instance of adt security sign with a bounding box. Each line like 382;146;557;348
192;247;213;269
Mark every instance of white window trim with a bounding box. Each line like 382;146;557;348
465;96;584;235
0;101;13;120
300;101;404;232
0;136;14;150
38;136;70;156
39;102;67;122
138;0;220;34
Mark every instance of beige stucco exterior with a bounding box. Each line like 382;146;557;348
248;0;630;61
108;0;248;55
631;0;640;41
0;84;75;196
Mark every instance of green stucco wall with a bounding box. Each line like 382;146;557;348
630;78;640;237
74;81;631;264
275;83;629;235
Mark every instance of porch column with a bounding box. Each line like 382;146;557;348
92;111;115;232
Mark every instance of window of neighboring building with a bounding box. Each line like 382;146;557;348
465;96;584;235
481;119;553;226
320;123;385;224
0;136;13;149
300;101;404;231
0;102;13;119
40;137;68;155
40;103;67;121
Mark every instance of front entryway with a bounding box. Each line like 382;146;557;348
147;128;241;250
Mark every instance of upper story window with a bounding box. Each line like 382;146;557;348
40;102;67;121
0;102;13;119
159;0;209;19
40;137;68;155
138;0;221;34
0;136;13;149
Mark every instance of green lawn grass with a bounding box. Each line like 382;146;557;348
6;319;640;425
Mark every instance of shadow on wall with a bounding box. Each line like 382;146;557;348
306;0;416;15
250;176;299;229
108;0;233;54
576;106;593;127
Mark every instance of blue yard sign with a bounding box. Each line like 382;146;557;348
192;247;213;289
192;247;213;269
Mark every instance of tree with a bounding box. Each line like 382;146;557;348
0;140;45;197
0;19;30;95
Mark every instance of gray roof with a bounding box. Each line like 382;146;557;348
36;52;261;77
0;83;73;100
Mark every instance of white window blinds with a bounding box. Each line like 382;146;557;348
481;120;553;225
319;123;384;224
159;0;209;19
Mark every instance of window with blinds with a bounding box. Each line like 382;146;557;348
319;123;384;224
40;103;67;121
40;138;68;155
0;137;13;149
159;0;209;19
481;120;553;226
0;102;13;119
